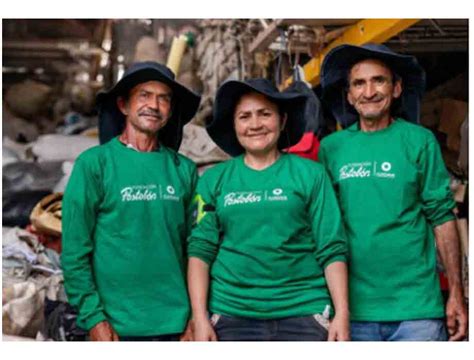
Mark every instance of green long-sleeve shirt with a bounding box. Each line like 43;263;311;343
319;118;456;321
61;137;197;336
188;153;347;319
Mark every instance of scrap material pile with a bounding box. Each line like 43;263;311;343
3;81;99;340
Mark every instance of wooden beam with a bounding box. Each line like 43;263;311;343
281;19;359;27
281;18;421;88
388;40;468;53
249;19;283;53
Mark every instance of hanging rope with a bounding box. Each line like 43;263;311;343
275;28;286;87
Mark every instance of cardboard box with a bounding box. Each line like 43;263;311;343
438;98;468;152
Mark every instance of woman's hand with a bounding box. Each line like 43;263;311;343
328;311;350;341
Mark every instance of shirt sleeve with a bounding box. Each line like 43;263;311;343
309;167;348;269
185;164;199;238
318;141;327;166
61;154;107;331
317;141;336;184
187;173;221;266
418;136;456;226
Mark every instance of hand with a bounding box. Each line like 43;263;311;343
446;291;468;341
192;317;217;341
328;312;350;341
180;320;194;341
89;321;119;341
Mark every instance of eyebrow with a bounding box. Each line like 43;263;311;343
351;75;390;84
236;107;273;115
139;89;172;96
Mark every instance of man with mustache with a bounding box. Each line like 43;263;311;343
318;44;467;341
62;62;201;341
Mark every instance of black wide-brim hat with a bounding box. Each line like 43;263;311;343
208;78;309;157
321;43;426;128
96;61;201;150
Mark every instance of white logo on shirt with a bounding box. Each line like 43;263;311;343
223;188;290;206
163;184;180;201
121;185;158;202
381;162;392;172
339;161;396;180
120;184;180;202
339;162;371;179
268;188;288;201
224;192;262;206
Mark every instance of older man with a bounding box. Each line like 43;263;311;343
318;44;467;341
62;62;201;341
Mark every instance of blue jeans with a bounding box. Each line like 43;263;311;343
119;333;180;341
212;314;328;341
350;319;447;341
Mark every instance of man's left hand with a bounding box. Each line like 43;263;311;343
180;320;194;341
446;292;468;341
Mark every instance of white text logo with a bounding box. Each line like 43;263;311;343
121;185;158;202
268;188;288;201
339;163;371;180
224;192;262;207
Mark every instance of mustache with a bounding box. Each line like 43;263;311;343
358;94;385;104
138;108;164;119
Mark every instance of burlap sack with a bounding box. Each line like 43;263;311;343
5;80;52;119
134;36;167;63
178;123;229;165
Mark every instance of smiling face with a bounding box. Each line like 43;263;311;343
347;58;402;123
233;92;286;156
117;81;173;135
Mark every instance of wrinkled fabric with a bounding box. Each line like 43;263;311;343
178;123;229;165
3;190;52;228
3;161;64;193
3;146;20;167
3;227;63;284
30;134;99;163
2;275;64;338
38;298;88;341
53;161;74;193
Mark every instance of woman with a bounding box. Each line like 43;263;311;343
187;79;349;341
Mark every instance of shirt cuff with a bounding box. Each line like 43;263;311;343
82;311;108;331
188;251;213;266
431;212;456;227
323;255;347;270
